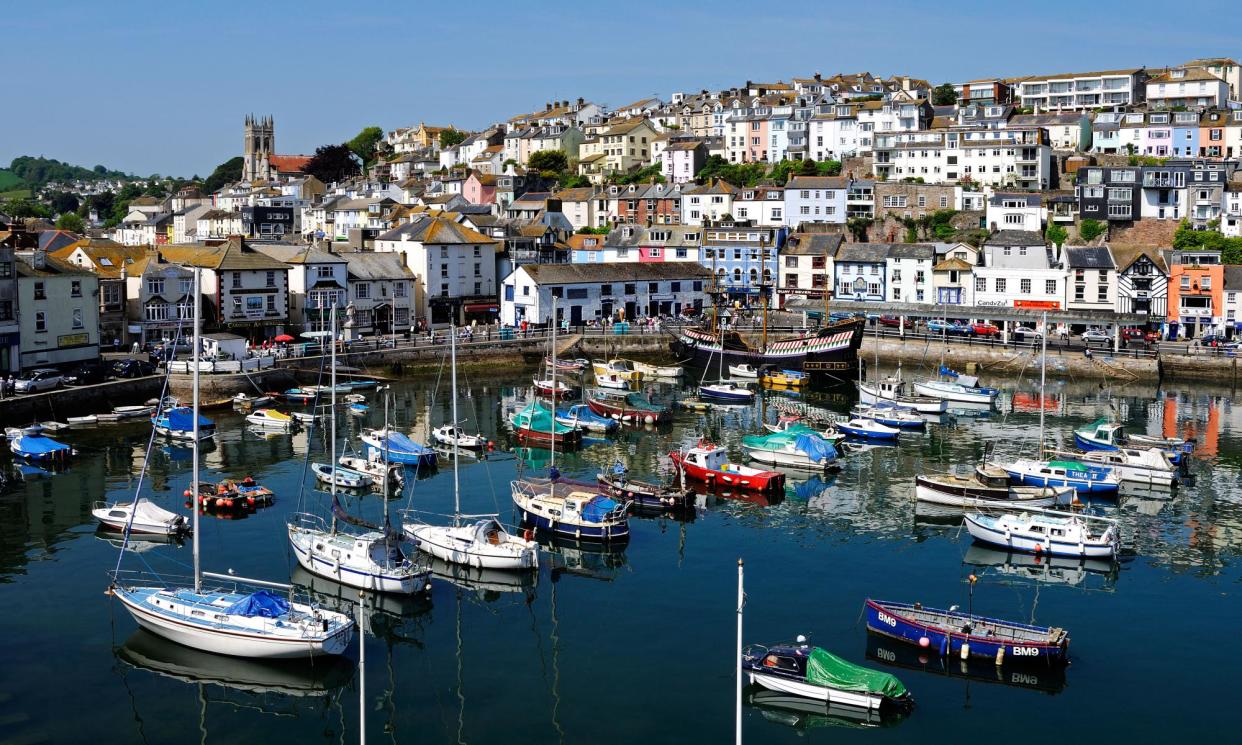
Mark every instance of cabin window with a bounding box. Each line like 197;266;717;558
762;655;800;672
1030;525;1045;534
1051;529;1065;537
109;511;126;518
550;509;562;517
191;610;205;617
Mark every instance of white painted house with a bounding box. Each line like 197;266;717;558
373;215;499;325
783;176;848;228
501;262;711;327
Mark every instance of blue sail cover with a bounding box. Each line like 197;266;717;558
385;431;433;456
13;435;71;458
163;407;214;432
794;433;837;463
938;366;959;378
581;496;621;523
223;590;290;618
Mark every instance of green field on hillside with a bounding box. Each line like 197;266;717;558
0;170;26;191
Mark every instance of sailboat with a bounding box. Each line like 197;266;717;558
699;319;755;403
288;309;431;595
309;323;374;490
108;269;355;659
995;314;1119;495
405;328;539;570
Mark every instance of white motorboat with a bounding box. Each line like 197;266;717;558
964;508;1119;559
850;404;925;429
857;375;947;414
109;267;356;660
629;360;683;378
728;363;760;379
342;393;367;404
595;372;632;390
245;409;296;431
40;421;70;433
291;411;322;425
915;464;1071;509
1058;447;1178;487
312;462;373;489
93;498;189;536
231;392;272;410
912;374;999;405
406;328;538;570
338;453;403;485
742;639;911;713
431;424;486;449
591;359;642;382
67;415;99;426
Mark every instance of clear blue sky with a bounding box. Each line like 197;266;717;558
3;0;1240;178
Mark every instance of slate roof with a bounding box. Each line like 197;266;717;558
781;232;843;257
339;252;415;280
835;243;891;263
251;243;347;265
1224;264;1242;291
989;193;1042;206
884;243;936;260
1064;246;1115;269
984;230;1046;247
158;238;291;272
518;262;710;285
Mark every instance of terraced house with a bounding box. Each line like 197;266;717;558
158;237;291;341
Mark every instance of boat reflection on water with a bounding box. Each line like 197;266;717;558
963;544;1119;590
428;556;538;602
116;628;355;696
783;473;837;501
291;566;432;643
539;535;629;582
865;635;1067;695
746;688;901;730
94;525;185;553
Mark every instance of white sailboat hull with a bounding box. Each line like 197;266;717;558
748;670;884;711
406;524;538;571
113;588;352;659
857;383;946;414
913;482;1061;509
742;445;834;471
912;381;997;405
288;527;421;594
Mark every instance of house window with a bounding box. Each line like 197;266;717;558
34;281;45;300
71;280;82;297
232;272;241;289
35;311;46;332
440;246;449;258
266;271;276;287
995;278;1007;293
1046;279;1056;294
267;295;276;312
357;283;370;299
474;263;482;277
975;276;986;292
600;284;612;296
147;278;164;296
394;282;406;298
316;265;334;279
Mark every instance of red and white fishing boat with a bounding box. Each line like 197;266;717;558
668;441;785;494
533;378;574;399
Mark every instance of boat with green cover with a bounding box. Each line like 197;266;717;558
741;430;840;471
742;639;912;713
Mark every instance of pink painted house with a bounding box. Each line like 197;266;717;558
463;172;498;206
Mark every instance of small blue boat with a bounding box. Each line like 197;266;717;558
10;434;73;462
359;428;437;468
348;402;369;417
699;382;754;403
555;403;618;433
865;599;1069;665
1073;418;1188;465
851;404;925;429
1002;457;1120;494
836;417;901;441
284;388;317;404
346;379;379;390
152;407;215;441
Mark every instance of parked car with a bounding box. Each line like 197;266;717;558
1013;326;1044;342
113;359;157;379
1081;329;1112;345
1199;334;1228;348
1122;328;1160;343
970;322;1000;336
927;319;970;335
14;368;64;394
63;361;110;386
878;315;912;329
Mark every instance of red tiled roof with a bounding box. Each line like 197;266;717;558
269;155;312;173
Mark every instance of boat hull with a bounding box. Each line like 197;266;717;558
747;670;884;711
742;445;835;471
670;321;864;378
913;477;1063;509
406;525;538;570
585;397;669;424
670;451;785;493
858;385;947;414
517;507;629;541
864;599;1068;664
113;588;352;659
512;426;581;448
912;381;997;405
288;529;419;594
963;514;1117;559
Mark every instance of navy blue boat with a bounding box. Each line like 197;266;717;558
864;599;1069;665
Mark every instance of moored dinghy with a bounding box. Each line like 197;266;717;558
93;498;189;536
741;638;912;713
245;409;296;431
741;429;840;471
511;479;631;541
916;464;1071;509
669;442;785;494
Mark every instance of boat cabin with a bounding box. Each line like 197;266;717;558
975;463;1011;487
687;446;730;471
1080;419;1123;446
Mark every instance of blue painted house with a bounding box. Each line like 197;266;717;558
833;243;889;302
700;222;780;307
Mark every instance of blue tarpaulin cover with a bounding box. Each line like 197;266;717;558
163;407;214;431
223;590;291;618
794;433;837;463
581;496;621;523
12;435;71;457
385;431;433;455
938;365;959;378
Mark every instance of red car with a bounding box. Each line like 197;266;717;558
1123;328;1160;343
971;322;1000;336
878;315;913;329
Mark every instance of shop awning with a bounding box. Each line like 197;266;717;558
464;303;499;313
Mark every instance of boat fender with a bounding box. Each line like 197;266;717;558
995;647;1005;666
960;642;970;660
523;529;534;542
322;619;329;632
183;489;192;498
918;636;930;648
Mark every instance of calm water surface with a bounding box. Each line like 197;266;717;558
1;368;1239;744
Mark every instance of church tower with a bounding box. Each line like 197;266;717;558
243;114;275;182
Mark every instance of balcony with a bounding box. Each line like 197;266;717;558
1144;175;1174;187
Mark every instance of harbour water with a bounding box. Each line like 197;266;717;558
1;368;1240;744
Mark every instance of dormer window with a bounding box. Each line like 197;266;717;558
1172;69;1186;79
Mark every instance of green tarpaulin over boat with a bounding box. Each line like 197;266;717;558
805;647;907;698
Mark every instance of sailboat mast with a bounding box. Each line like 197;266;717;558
1039;310;1048;452
735;558;744;745
330;304;338;533
550;295;557;470
191;267;201;594
450;326;460;525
